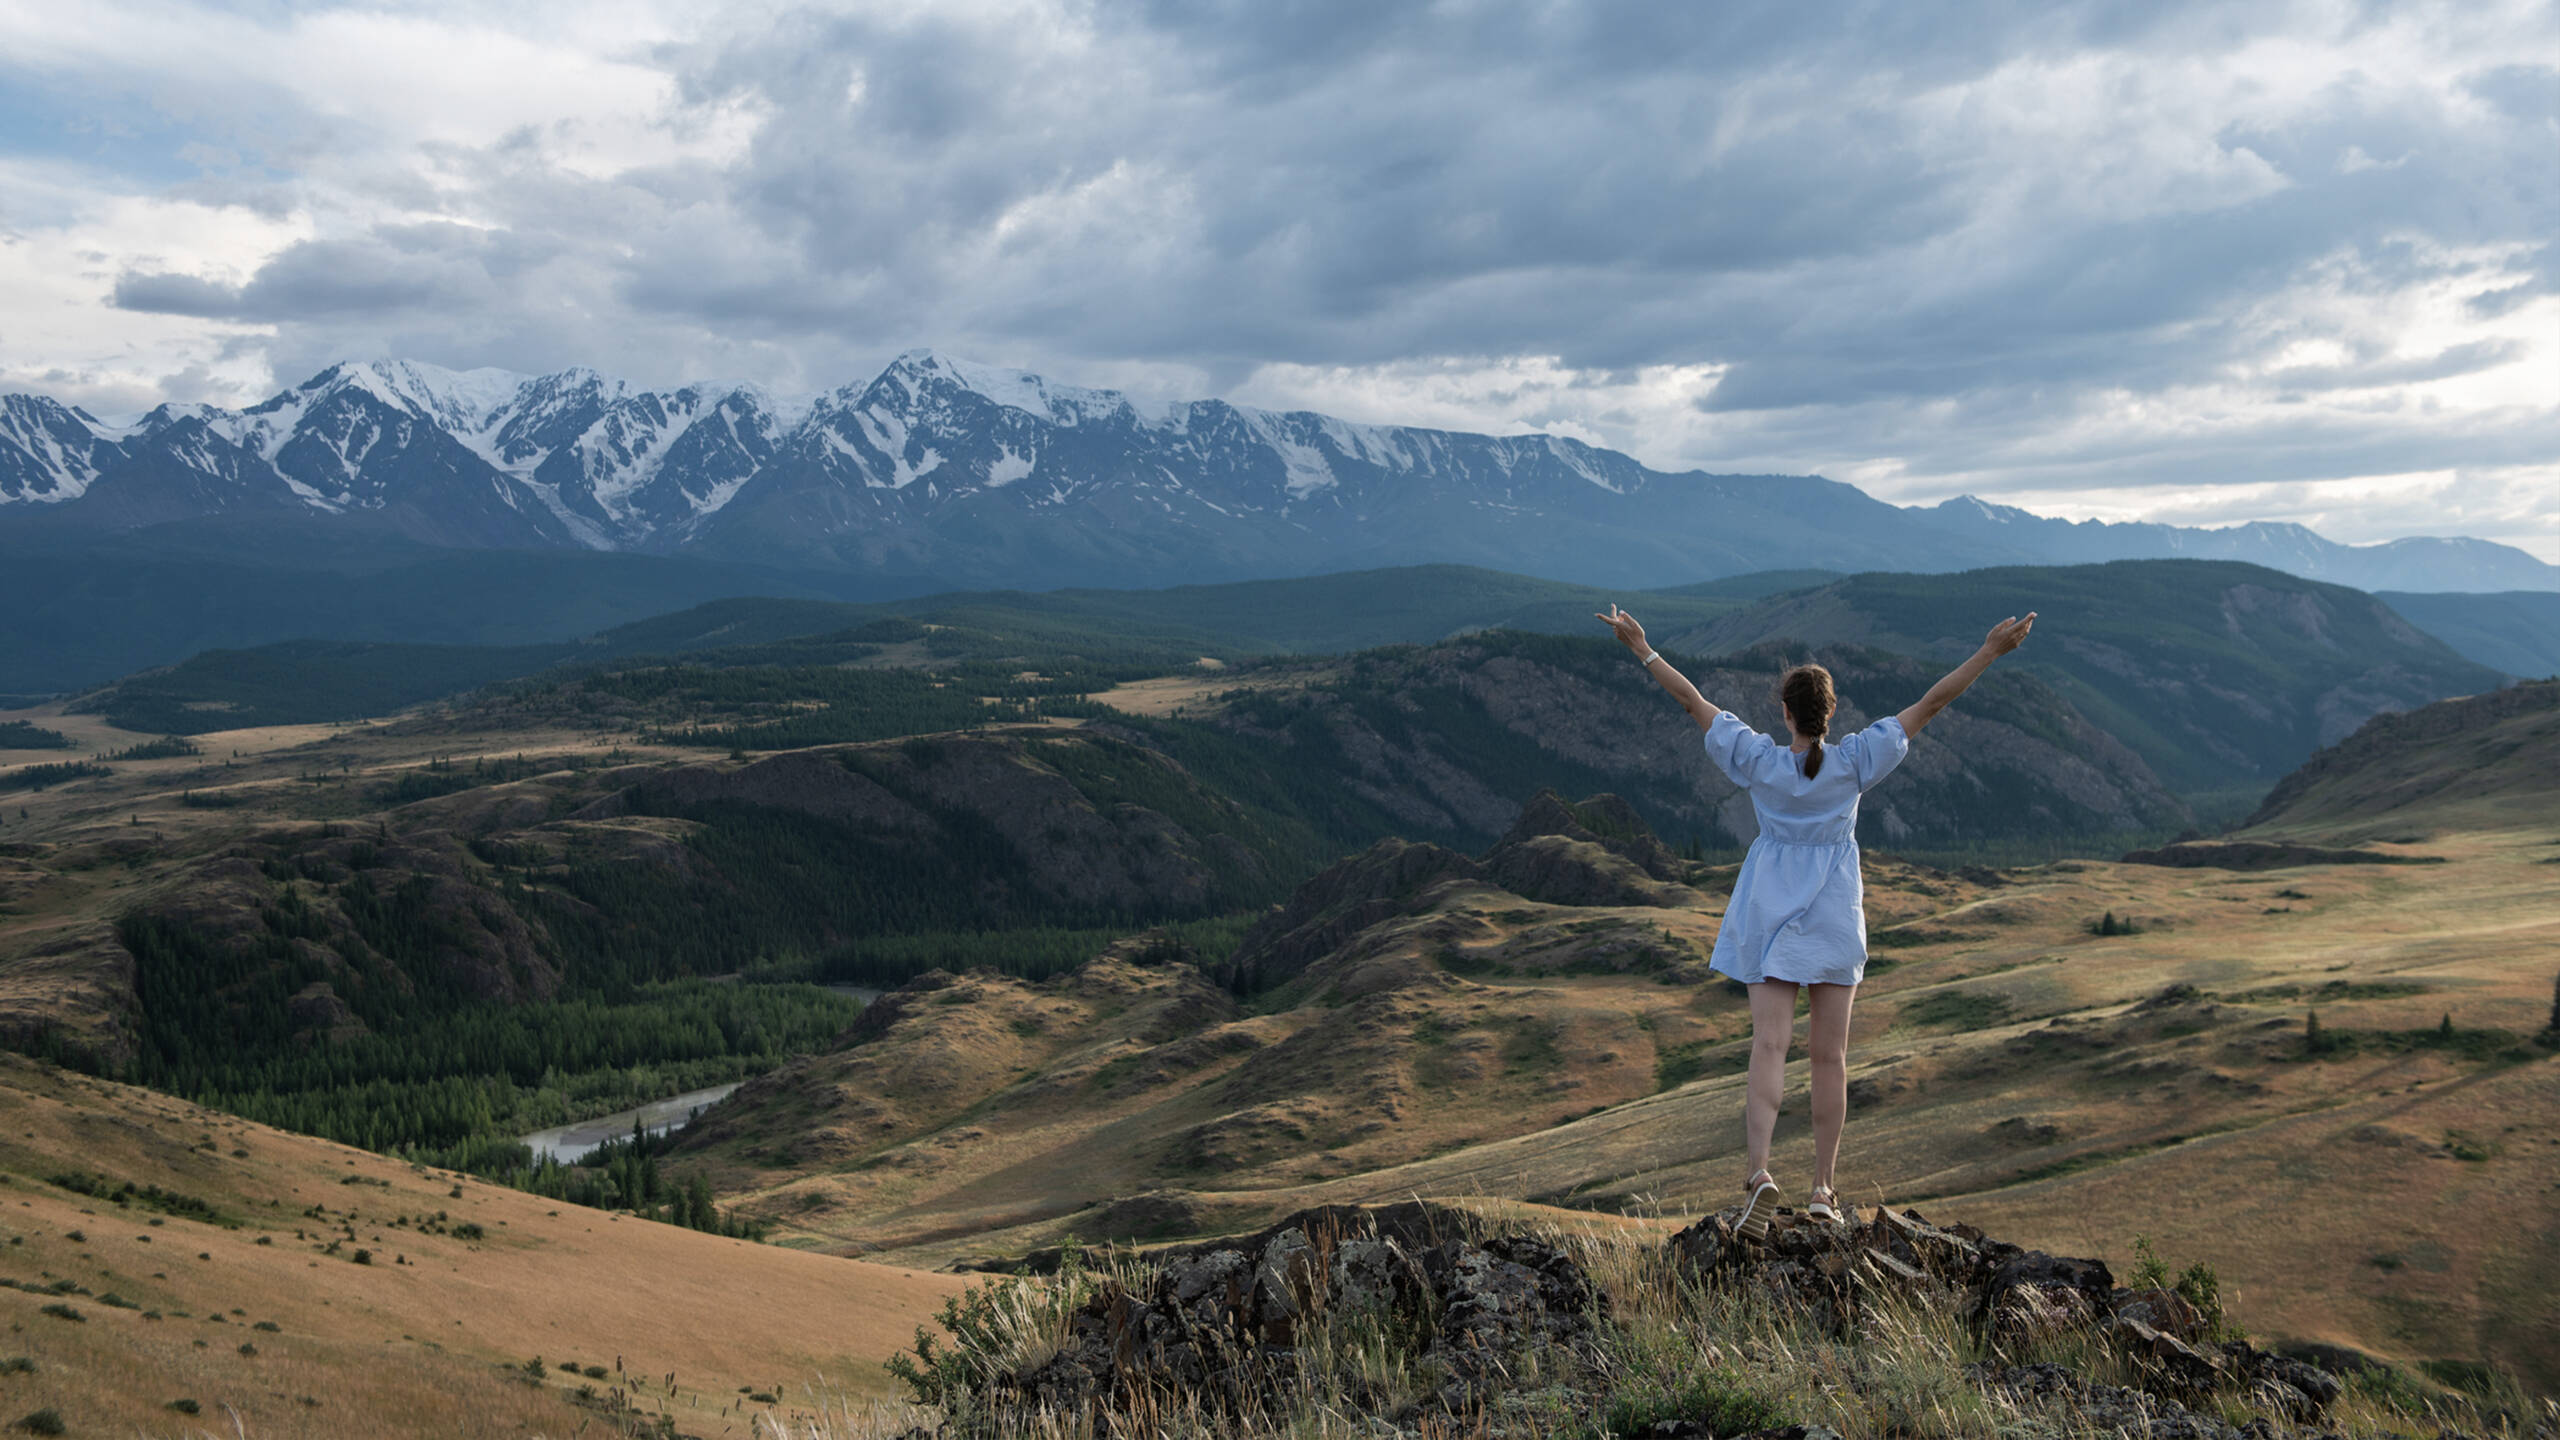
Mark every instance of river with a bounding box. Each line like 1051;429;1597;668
513;983;881;1164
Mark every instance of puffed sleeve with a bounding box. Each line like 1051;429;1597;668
1836;714;1910;792
1701;710;1775;788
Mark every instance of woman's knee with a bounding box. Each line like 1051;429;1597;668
1808;1036;1848;1069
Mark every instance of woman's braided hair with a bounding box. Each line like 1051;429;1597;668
1779;663;1836;779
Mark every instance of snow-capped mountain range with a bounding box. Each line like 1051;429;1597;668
3;352;2551;593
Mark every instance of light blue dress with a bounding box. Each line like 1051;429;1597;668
1703;710;1911;987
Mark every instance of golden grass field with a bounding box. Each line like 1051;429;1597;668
0;1054;965;1438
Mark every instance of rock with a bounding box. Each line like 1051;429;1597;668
2110;1315;2225;1393
1977;1249;2117;1339
1499;790;1687;882
2219;1342;2343;1422
1970;1361;2241;1440
2112;1286;2206;1341
982;1201;1602;1430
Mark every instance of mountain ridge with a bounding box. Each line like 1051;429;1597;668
5;353;2551;595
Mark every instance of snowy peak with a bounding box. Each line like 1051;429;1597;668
0;394;128;503
878;348;1139;428
0;353;2553;596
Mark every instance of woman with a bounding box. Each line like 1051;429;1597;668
1595;603;2036;1230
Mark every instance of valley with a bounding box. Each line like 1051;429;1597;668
0;561;2550;1431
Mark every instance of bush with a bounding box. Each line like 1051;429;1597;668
36;1304;80;1323
11;1409;65;1436
1603;1371;1784;1438
167;1398;202;1414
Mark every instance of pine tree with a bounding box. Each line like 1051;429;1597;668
2304;1009;2324;1057
2548;971;2559;1036
2438;1012;2455;1041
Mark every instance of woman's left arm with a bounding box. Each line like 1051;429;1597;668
1898;612;2036;737
1597;605;1722;731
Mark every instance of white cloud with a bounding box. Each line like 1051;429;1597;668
0;0;2552;559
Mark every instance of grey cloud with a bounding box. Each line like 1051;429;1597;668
39;0;2559;556
112;270;248;318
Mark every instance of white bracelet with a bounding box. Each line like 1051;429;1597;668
1639;649;1661;666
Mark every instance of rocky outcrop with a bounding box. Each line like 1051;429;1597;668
983;1201;1601;1426
1669;1202;2341;1424
1215;838;1477;992
911;1199;2349;1440
1498;791;1687;880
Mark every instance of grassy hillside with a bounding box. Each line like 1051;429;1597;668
0;1052;961;1437
1670;560;2507;802
2378;590;2560;678
2240;679;2560;839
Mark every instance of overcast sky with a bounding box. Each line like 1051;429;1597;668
3;1;2555;556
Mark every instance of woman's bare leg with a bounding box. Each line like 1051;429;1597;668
1743;980;1799;1182
1806;982;1858;1191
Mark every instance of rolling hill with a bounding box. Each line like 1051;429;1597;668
2239;679;2560;839
2375;590;2560;679
1668;560;2508;802
64;564;1816;731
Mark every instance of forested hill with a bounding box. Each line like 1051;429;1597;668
66;564;1818;731
1669;560;2507;796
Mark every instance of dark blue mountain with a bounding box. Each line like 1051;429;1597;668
4;352;2551;595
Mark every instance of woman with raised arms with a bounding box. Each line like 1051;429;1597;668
1595;603;2036;1231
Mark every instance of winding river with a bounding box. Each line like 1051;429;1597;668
514;983;882;1164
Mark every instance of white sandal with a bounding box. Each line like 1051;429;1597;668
1738;1168;1780;1238
1806;1184;1842;1224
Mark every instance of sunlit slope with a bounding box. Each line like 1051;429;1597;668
0;1053;963;1438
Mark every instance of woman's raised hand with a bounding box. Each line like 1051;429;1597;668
1982;611;2037;656
1595;603;1648;653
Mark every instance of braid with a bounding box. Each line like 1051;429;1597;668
1779;664;1836;779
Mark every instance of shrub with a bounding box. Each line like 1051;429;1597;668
352;1248;373;1265
36;1304;80;1323
167;1398;202;1414
1603;1370;1784;1438
11;1409;65;1436
452;1222;485;1241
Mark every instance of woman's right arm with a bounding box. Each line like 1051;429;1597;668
1596;605;1722;731
1898;612;2036;737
